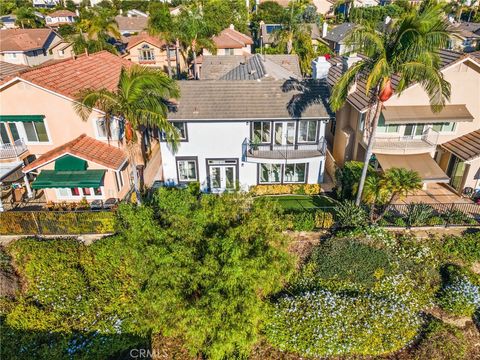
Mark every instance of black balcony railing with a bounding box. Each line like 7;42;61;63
243;137;327;160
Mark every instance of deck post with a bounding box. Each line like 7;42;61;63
24;174;33;198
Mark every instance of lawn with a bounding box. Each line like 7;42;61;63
265;195;336;210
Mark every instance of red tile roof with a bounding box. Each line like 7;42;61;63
125;32;166;50
0;28;54;52
48;10;77;18
213;27;253;49
23;134;128;172
18;50;133;99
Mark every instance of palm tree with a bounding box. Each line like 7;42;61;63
148;2;176;78
79;8;120;41
330;3;452;206
74;66;180;204
174;4;216;79
362;173;388;221
376;168;422;221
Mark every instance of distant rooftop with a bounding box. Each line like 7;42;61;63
212;26;253;49
0;61;29;81
0;28;53;52
323;22;356;43
220;54;300;80
115;15;148;32
200;54;302;80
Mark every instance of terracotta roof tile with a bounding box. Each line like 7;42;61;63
18;51;133;99
125;32;166;50
23;134;128;172
48;10;77;18
0;28;54;52
213;27;253;49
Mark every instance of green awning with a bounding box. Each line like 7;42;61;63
54;155;88;171
0;115;45;122
31;170;106;189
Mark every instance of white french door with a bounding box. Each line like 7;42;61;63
209;165;236;192
274;122;295;146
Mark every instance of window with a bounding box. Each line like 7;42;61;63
298;120;317;142
57;188;69;197
24;121;49;142
432;122;456;133
82;188;91;196
377;115;399;134
95;117;122;140
139;44;155;61
0;123;9;144
284;163;307;183
173;122;187;140
93;187;102;196
115;170;124;192
96;118;107;138
167;48;176;58
177;158;198;182
253;121;271;143
358;112;366;131
225;48;235;55
57;187;103;199
259;163;281;184
71;188;81;196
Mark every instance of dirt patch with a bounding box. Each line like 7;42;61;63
426;307;474;329
286;231;329;266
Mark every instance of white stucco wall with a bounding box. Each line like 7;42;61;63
160;120;327;192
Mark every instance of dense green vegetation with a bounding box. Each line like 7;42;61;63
1;189;294;359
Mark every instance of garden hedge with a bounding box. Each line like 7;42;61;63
0;211;116;235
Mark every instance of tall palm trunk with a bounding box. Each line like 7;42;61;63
175;39;181;80
166;44;172;78
128;144;142;206
192;45;198;80
355;99;383;206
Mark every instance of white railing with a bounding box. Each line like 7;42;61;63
370;128;440;152
0;138;28;159
243;137;327;160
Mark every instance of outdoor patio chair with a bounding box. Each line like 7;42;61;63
103;198;118;209
90;199;103;210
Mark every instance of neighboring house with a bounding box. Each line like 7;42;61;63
259;23;322;50
198;54;302;80
159;80;333;192
0;61;29;81
448;22;480;53
115;14;148;36
0;51;143;206
0;15;17;29
322;22;356;55
45;10;78;27
122;32;184;74
0;28;73;66
32;0;60;8
322;50;480;194
203;25;253;56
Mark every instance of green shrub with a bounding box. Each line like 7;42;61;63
411;319;468;360
437;265;480;317
405;203;434;227
335;201;368;228
440;233;480;265
427;216;445;226
187;181;201;196
265;289;422;357
443;209;473;225
291;212;315;231
0;211;116;235
314;210;334;229
297;238;393;291
394;217;407;227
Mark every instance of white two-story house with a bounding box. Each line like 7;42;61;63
160;79;332;192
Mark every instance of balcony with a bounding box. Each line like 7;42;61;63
243;137;327;160
0;139;28;160
369;128;440;155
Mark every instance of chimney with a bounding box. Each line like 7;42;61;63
322;22;328;38
312;56;331;80
229;24;235;30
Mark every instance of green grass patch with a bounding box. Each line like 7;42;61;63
265;195;335;210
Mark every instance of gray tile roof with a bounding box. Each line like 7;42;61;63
327;49;465;112
200;54;301;80
323;22;356;43
115;15;148;32
168;79;333;120
220;54;300;80
0;61;29;81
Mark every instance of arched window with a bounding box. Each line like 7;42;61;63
139;44;155;61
